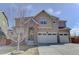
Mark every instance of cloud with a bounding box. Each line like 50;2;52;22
70;28;79;36
47;8;54;13
46;8;61;15
54;11;61;15
70;22;79;36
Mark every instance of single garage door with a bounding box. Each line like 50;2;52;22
59;34;69;43
37;32;57;43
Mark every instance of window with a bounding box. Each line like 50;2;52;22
40;20;47;24
53;34;56;35
40;21;44;24
59;27;65;29
44;21;47;24
48;33;52;35
38;33;42;35
64;34;68;36
39;17;47;24
60;34;63;35
43;33;46;35
53;21;56;23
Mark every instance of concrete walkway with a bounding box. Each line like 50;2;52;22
20;47;39;55
0;46;16;54
3;45;39;55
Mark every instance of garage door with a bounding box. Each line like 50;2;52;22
37;32;57;43
59;34;69;43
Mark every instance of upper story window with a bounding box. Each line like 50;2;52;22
59;21;66;29
40;21;47;24
39;17;47;24
53;21;56;23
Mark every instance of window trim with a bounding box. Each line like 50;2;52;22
64;34;68;36
59;34;63;35
39;17;48;24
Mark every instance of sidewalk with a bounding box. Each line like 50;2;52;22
0;46;16;55
19;47;39;55
4;45;39;55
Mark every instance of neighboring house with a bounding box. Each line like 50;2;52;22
0;11;8;39
8;29;17;45
8;28;17;42
0;11;9;45
71;36;79;43
15;10;71;45
8;29;14;39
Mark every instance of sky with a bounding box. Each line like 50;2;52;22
0;3;79;35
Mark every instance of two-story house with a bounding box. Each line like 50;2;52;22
15;10;71;45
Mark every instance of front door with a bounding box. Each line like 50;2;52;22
28;27;34;40
27;27;34;45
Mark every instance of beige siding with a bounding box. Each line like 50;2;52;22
14;10;70;44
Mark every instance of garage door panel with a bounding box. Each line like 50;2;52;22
47;35;57;43
37;32;57;43
60;36;69;43
38;35;47;43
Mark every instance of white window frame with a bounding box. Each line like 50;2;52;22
39;17;48;24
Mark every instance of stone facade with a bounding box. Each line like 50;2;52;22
14;10;71;45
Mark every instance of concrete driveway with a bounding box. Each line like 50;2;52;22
1;43;79;55
38;43;79;55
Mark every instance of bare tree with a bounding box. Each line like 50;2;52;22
15;6;27;52
9;4;27;52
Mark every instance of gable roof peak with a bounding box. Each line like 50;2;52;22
41;10;45;12
34;10;59;20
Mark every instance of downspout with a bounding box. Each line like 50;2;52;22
57;32;60;43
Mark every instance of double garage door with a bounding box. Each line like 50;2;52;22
37;32;57;43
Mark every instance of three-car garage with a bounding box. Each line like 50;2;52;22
37;32;69;44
